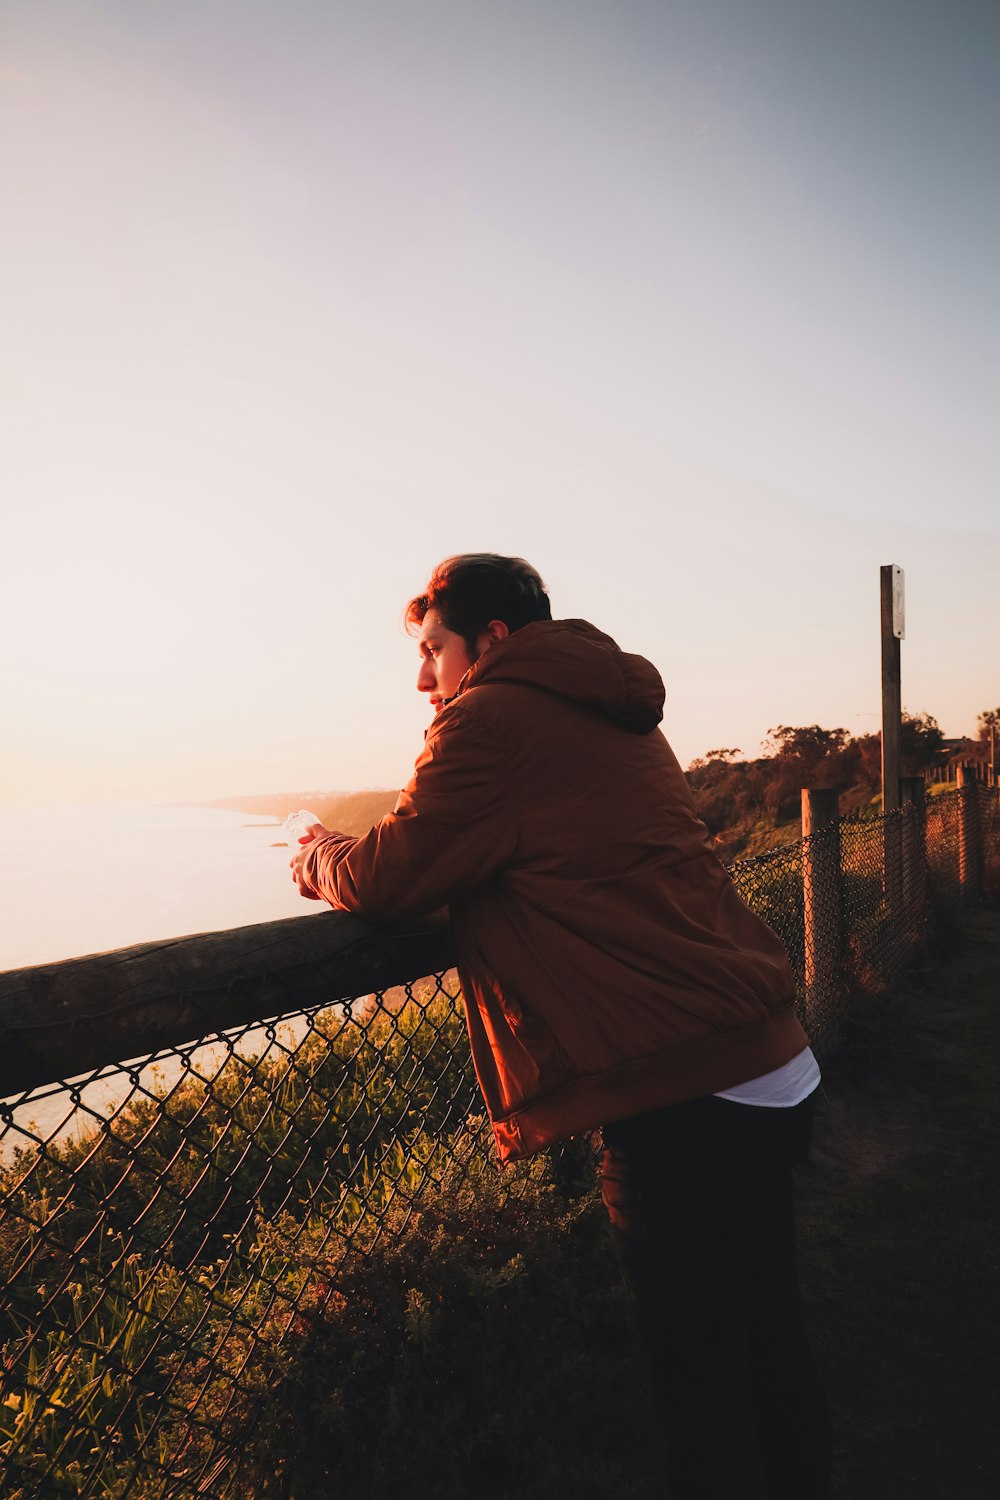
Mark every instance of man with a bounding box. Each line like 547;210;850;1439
291;553;830;1499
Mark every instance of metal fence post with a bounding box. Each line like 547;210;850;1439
956;764;981;901
801;789;841;1031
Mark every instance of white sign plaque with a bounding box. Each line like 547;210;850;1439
891;565;905;639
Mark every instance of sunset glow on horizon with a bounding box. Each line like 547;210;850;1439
3;0;997;812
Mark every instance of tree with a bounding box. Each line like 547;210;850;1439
899;711;946;773
853;733;882;788
763;726;850;766
846;713;944;786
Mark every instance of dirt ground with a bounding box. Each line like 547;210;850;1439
798;909;1000;1499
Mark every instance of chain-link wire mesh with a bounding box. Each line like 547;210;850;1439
839;805;928;1000
0;973;504;1496
1;786;997;1496
974;780;1000;904
926;789;965;911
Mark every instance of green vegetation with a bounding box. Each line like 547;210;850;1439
0;985;493;1497
239;1162;656;1500
0;972;660;1498
687;714;950;860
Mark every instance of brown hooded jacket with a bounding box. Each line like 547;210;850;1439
300;619;808;1162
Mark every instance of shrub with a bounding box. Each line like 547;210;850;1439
237;1160;659;1500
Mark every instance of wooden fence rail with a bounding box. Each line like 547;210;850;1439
0;912;453;1100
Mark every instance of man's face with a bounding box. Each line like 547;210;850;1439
416;608;477;713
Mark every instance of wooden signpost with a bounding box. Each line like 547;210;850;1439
881;565;904;908
880;564;904;813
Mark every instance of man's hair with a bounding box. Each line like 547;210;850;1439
405;554;552;655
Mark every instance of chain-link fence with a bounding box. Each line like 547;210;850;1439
1;785;997;1496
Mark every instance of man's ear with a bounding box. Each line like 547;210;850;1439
473;619;510;659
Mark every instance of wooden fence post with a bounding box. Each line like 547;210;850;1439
802;789;841;1028
956;764;981;900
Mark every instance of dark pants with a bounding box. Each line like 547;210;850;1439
600;1092;831;1500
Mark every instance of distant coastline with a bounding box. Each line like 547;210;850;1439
200;789;399;838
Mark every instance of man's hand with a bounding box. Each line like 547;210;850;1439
289;822;333;899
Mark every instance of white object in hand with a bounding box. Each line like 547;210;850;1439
283;808;321;850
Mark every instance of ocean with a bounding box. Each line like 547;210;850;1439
0;802;325;1152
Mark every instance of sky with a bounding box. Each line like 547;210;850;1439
2;0;998;809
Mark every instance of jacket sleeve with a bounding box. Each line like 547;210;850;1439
299;709;518;921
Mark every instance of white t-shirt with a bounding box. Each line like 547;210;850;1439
714;1046;820;1108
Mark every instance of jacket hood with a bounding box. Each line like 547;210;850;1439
459;619;664;733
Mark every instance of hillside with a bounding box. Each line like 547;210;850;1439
205;707;983;864
685;714;956;862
